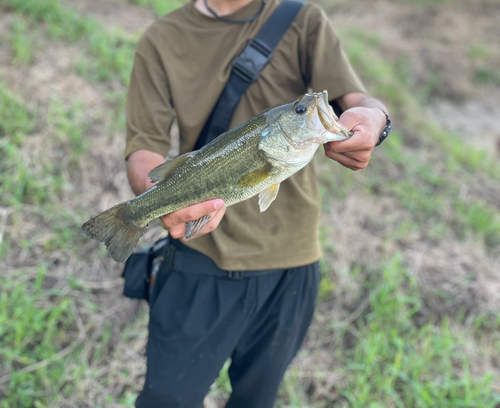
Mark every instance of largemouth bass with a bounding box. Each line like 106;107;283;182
82;90;351;262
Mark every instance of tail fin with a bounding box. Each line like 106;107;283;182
82;202;146;262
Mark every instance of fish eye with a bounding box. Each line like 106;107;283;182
295;104;307;115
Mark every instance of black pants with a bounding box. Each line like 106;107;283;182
135;239;320;408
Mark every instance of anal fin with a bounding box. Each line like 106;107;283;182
258;183;280;212
148;152;195;183
184;214;211;240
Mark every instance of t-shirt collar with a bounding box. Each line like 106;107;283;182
190;0;266;24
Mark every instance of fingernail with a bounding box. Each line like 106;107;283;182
214;200;224;210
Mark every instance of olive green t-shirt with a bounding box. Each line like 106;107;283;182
125;0;365;271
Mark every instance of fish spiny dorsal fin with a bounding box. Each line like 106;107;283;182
258;183;280;212
148;152;196;183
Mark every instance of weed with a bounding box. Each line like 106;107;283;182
474;66;500;86
2;0;95;42
128;0;188;17
0;80;92;207
338;256;500;407
48;99;90;161
7;16;35;65
0;81;35;138
76;29;136;85
468;43;489;61
456;201;500;247
0;266;78;408
209;359;232;398
341;29;500;181
4;0;135;86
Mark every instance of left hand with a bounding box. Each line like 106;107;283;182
324;107;386;171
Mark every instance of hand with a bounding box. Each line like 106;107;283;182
160;199;226;240
324;107;386;171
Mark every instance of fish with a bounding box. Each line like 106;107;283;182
82;90;352;262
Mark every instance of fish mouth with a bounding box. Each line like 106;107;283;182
311;91;353;143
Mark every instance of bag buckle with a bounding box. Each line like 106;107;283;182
227;270;244;280
232;38;273;83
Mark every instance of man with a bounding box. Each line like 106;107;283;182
125;0;389;407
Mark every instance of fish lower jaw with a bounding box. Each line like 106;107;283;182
317;128;351;143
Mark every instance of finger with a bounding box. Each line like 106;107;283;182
336;149;373;164
186;207;227;240
159;215;168;229
164;199;225;227
169;210;217;239
337;110;363;133
325;131;373;154
324;150;369;171
168;222;187;240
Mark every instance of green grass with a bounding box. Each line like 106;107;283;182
341;30;500;182
468;43;490;61
2;0;136;85
0;81;91;207
0;82;42;207
2;0;95;42
0;266;78;408
277;257;500;407
456;201;500;247
7;16;35;65
339;256;499;408
128;0;187;17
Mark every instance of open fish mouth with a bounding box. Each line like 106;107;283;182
310;90;353;143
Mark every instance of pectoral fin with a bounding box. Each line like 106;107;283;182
184;214;211;240
238;167;271;188
258;183;280;212
148;152;195;182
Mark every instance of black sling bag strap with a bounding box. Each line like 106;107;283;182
194;0;305;150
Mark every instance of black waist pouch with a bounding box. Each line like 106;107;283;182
121;236;169;300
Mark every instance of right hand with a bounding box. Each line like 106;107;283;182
160;199;226;240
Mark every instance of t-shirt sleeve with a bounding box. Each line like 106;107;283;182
124;29;174;160
299;5;366;101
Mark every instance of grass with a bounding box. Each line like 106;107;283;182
0;0;499;407
341;28;500;181
338;256;499;408
0;82;92;208
0;266;78;408
2;0;136;86
6;16;35;65
277;257;500;407
128;0;187;17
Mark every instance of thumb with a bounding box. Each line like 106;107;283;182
337;109;362;132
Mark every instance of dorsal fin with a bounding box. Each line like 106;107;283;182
147;152;195;183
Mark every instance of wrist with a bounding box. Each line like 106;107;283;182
375;109;392;146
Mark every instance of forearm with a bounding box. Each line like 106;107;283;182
127;149;165;196
336;92;388;116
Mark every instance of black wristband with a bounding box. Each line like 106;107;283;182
376;111;392;146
